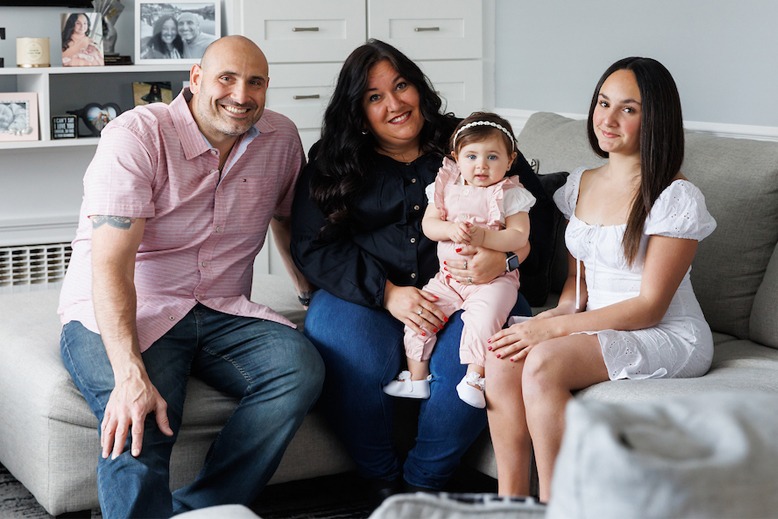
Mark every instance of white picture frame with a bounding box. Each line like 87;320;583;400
135;0;221;65
0;92;39;142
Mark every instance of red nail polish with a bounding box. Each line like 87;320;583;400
487;338;491;343
455;247;462;253
496;353;501;358
422;332;426;336
443;316;448;322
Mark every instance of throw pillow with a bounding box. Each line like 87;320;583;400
370;493;546;519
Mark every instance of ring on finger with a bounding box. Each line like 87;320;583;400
416;307;423;316
467;276;473;284
463;260;468;270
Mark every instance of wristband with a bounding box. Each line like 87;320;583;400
297;291;312;306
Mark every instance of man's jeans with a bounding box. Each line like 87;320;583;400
61;304;324;518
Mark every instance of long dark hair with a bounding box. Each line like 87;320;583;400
310;39;457;229
61;13;90;51
146;15;184;57
587;56;684;265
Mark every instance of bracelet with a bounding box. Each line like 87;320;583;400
297;291;312;307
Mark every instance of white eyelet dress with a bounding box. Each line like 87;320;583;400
554;167;717;380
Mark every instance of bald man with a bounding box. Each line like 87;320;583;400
178;11;217;59
58;36;323;518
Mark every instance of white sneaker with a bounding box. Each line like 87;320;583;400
456;372;486;408
383;370;431;399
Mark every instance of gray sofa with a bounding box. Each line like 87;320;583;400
1;111;777;516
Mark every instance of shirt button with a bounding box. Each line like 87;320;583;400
215;226;222;233
169;316;175;321
411;273;417;279
410;237;416;244
411;178;417;183
413;205;420;211
201;261;208;267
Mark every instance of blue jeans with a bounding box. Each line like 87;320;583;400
61;304;324;518
303;289;531;489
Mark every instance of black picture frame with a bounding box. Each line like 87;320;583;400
51;115;78;139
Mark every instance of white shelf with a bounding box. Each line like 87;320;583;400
1;64;191;149
0;64;192;76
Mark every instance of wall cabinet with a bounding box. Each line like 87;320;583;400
230;0;484;154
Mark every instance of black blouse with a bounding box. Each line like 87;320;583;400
291;143;551;309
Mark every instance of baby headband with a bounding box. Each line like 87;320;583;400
453;120;515;151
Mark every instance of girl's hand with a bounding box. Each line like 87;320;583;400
467;224;486;248
384;282;447;336
488;318;558;362
445;246;505;285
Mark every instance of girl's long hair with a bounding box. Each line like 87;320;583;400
587;57;684;265
310;39;457;233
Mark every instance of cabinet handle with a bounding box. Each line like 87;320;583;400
293;94;321;100
414;26;441;32
292;27;320;32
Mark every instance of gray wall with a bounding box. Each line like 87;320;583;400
495;0;778;127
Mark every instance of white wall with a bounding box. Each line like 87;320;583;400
494;0;778;130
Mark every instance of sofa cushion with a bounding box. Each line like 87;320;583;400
682;132;778;339
519;171;569;307
548;391;778;519
750;241;778;349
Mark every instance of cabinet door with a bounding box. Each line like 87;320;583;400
367;0;482;60
418;60;484;117
265;63;340;152
233;0;366;63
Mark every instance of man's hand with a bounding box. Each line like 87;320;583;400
101;367;173;460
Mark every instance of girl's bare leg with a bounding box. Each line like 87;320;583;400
522;335;608;502
485;353;532;496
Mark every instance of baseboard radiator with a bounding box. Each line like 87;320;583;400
0;242;71;293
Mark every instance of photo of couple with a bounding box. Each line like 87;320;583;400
137;2;219;62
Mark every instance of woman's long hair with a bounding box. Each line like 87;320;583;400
146;15;184;57
310;39;457;231
62;13;90;51
586;57;684;265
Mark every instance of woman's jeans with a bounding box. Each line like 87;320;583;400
60;304;324;518
303;289;531;489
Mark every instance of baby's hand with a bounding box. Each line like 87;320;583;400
448;222;472;244
468;225;486;247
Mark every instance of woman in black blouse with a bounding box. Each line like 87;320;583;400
291;39;548;502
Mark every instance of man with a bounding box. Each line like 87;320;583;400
178;12;217;59
58;36;323;518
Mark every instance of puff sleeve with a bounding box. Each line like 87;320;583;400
553;167;585;220
645;180;717;241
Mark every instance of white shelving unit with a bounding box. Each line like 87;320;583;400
0;64;191;150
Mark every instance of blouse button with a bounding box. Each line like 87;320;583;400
411;178;417;184
169;316;175;321
410;237;417;244
413;205;420;211
411;273;417;279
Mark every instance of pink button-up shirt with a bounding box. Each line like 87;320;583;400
59;90;304;352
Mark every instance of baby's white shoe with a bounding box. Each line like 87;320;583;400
383;370;431;399
456;372;486;408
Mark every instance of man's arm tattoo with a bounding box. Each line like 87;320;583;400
91;215;135;230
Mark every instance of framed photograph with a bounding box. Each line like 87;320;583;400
135;0;221;65
0;92;39;142
132;81;174;106
61;12;105;67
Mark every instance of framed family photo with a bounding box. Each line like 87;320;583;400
0;92;39;142
135;0;221;65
